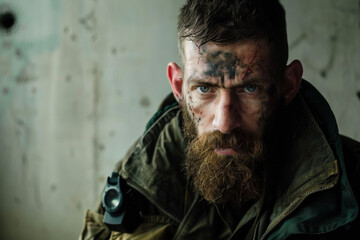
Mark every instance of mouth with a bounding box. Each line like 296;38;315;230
214;148;238;155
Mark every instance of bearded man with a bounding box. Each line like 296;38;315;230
80;0;360;239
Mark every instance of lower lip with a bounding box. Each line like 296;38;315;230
214;148;237;155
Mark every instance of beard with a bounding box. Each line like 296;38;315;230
182;103;277;206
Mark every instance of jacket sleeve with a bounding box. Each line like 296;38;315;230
78;190;177;240
79;137;177;240
78;139;139;240
78;204;111;240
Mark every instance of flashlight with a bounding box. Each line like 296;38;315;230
102;172;126;230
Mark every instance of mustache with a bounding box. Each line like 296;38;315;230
192;130;263;159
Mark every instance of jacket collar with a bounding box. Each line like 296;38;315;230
258;92;339;238
119;105;186;223
263;80;358;239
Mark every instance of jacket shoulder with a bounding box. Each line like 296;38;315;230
340;135;360;234
341;135;360;201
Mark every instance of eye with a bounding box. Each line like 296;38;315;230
197;86;210;94
244;85;257;93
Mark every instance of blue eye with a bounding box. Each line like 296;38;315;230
244;85;257;93
197;86;210;93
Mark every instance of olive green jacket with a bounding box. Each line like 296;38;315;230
80;80;359;240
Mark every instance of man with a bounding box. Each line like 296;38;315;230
80;0;360;239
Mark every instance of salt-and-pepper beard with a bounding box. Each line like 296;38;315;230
182;103;269;206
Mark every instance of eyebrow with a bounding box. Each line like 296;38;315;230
188;77;265;89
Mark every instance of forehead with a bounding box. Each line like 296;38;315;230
183;39;270;59
182;39;272;83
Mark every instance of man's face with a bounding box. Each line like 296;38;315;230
182;39;278;143
179;39;281;205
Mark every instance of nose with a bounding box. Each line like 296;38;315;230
212;90;242;133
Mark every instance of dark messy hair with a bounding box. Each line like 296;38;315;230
178;0;288;80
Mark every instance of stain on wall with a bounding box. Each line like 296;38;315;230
139;96;151;108
319;34;337;78
79;10;97;41
289;32;307;50
0;6;17;33
15;62;37;83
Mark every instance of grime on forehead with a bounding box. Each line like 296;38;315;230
185;41;269;89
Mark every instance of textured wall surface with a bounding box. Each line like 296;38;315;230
0;0;359;239
0;0;183;239
283;0;360;140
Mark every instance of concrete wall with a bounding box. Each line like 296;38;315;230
283;0;360;140
0;0;358;239
0;0;184;239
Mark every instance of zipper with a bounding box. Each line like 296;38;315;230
252;221;259;240
172;192;200;240
259;177;337;240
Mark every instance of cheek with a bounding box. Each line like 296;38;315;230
240;95;272;129
268;86;280;111
185;93;213;128
241;101;263;121
261;85;279;116
185;94;202;119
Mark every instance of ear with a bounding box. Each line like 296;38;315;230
283;60;303;105
167;62;184;104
